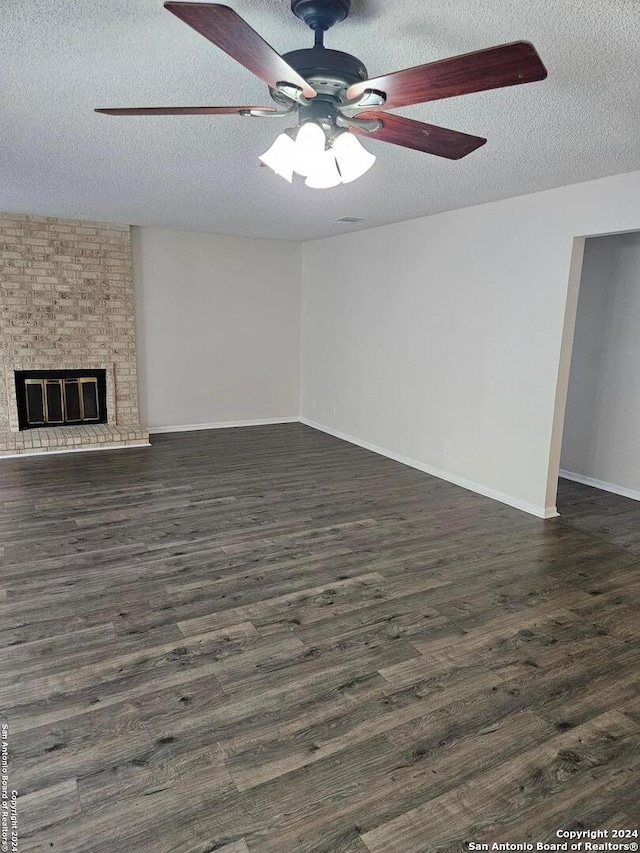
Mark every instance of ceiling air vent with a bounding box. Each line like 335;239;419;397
334;216;367;223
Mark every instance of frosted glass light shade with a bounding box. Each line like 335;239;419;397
304;150;342;189
332;131;376;183
258;133;295;182
293;122;327;177
259;123;374;187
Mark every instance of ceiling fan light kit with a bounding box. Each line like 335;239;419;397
97;0;548;191
259;119;376;188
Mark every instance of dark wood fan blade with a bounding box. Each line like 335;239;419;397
95;105;276;115
351;112;486;160
346;41;547;110
164;3;316;98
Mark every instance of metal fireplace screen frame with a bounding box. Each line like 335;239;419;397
15;369;108;430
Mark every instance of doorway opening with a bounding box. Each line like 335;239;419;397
552;232;640;527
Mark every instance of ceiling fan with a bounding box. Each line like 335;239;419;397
96;0;547;188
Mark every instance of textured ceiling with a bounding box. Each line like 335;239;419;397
2;0;640;241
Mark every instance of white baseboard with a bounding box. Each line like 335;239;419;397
0;442;151;459
559;469;640;502
148;417;299;435
4;415;562;518
300;416;557;519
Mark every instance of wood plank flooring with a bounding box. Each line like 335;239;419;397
0;424;638;852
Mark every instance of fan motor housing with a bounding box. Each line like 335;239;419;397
275;47;368;103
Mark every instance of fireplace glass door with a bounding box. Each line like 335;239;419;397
15;370;107;429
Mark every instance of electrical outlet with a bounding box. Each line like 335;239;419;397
311;399;317;411
331;404;336;416
444;438;453;454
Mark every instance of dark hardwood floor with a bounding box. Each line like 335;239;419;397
557;477;640;555
1;424;638;852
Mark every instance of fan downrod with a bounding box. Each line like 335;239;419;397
291;0;351;39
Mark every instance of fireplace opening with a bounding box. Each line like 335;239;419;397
15;370;108;430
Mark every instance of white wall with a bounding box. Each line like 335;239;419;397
561;233;640;498
132;227;301;430
300;169;640;518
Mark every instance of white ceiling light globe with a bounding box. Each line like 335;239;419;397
305;149;342;189
293;122;327;177
332;131;376;183
258;133;295;182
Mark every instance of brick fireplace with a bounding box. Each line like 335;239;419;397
0;213;149;456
